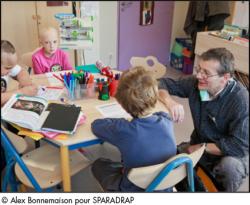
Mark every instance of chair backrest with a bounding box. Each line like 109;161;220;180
1;124;28;154
20;48;41;74
127;144;205;192
130;56;166;79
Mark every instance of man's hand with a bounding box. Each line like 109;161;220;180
187;143;222;156
166;99;185;123
158;89;184;123
187;144;203;154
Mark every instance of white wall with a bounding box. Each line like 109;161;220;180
80;1;118;68
232;1;249;29
99;1;118;68
170;1;189;53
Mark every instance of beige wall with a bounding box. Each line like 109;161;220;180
170;1;189;53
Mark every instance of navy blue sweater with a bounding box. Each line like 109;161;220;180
159;76;249;158
91;112;177;191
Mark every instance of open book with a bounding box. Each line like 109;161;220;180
1;94;81;134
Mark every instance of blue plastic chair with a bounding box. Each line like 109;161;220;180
127;144;205;192
1;125;90;192
1;126;45;191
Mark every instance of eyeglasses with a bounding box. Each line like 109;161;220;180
194;66;219;79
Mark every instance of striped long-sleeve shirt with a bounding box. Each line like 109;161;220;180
158;76;249;158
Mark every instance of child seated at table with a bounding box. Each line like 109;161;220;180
91;66;177;192
1;40;38;106
32;27;74;74
1;40;38;176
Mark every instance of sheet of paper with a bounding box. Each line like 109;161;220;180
36;86;64;101
45;72;63;86
96;102;131;119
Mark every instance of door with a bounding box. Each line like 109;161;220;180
118;1;174;70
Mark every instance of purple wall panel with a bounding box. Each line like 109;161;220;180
118;1;174;70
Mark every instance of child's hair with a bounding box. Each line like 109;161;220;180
115;66;158;118
1;40;16;54
39;27;58;40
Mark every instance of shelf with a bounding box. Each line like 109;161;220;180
195;32;249;75
59;39;93;50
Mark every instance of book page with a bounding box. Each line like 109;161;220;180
36;86;64;101
96;102;132;119
1;94;48;131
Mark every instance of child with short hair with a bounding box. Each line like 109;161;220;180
1;40;38;106
91;66;177;192
32;27;74;74
1;40;38;174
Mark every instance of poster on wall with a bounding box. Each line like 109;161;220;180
140;1;154;26
47;1;68;6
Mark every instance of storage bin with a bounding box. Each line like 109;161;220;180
171;38;193;72
183;57;193;74
170;53;183;71
171;41;183;57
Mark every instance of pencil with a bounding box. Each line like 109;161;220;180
46;86;64;89
52;74;64;83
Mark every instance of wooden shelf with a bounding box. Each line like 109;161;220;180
194;32;249;75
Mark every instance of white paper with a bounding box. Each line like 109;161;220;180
36;86;64;101
45;73;63;86
96;102;131;119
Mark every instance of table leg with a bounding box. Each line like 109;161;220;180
60;146;71;192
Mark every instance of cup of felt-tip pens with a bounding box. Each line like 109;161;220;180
63;71;96;101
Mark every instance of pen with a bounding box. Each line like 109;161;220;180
52;74;64;83
46;86;64;89
63;74;71;94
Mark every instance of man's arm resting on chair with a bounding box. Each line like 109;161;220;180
187;143;222;156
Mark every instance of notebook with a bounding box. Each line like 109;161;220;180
2;95;81;135
41;103;81;134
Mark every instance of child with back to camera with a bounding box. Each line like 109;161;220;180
32;27;74;74
91;66;177;192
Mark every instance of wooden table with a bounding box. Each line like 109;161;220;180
18;71;169;192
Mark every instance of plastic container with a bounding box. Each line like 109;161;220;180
170;53;183;71
172;38;192;57
183;57;193;74
109;79;119;97
171;41;183;57
66;83;96;101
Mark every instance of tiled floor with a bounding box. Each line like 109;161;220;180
24;67;250;192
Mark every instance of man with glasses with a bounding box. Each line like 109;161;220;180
158;48;249;192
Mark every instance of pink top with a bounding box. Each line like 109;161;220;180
32;48;73;74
